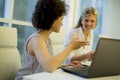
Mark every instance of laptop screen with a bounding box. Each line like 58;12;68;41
88;37;120;78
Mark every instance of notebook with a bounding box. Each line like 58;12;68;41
61;37;120;78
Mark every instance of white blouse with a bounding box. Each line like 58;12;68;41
63;27;94;64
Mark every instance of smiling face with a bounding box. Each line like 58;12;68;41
76;7;98;32
51;16;64;33
81;14;97;32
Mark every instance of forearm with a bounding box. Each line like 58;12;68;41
44;44;73;72
71;54;88;62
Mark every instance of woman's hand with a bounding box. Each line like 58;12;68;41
61;61;82;67
70;61;82;67
70;38;89;50
86;50;95;60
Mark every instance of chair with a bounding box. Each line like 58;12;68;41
0;27;21;80
50;28;66;55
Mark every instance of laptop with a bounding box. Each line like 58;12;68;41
61;37;120;78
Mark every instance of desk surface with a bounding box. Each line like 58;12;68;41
23;69;120;80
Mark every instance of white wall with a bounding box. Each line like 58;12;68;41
101;0;120;39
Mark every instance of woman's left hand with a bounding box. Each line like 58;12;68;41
61;61;82;68
69;61;82;67
86;50;95;60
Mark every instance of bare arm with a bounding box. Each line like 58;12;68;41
29;37;88;72
71;50;95;62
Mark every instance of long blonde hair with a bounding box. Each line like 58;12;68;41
75;7;98;28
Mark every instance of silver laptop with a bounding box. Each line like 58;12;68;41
61;37;120;78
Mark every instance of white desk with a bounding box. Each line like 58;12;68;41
23;69;120;80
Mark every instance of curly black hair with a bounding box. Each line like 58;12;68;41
32;0;68;30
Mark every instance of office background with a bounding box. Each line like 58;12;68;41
0;0;120;56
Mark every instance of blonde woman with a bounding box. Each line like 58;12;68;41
63;7;98;66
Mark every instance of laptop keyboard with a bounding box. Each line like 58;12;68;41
66;66;88;72
61;66;89;76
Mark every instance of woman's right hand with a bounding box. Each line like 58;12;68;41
70;38;89;50
86;50;95;60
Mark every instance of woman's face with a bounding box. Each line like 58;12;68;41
81;14;97;32
51;16;64;33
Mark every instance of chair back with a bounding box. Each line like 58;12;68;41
0;27;21;80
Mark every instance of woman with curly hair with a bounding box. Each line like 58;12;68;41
15;0;89;80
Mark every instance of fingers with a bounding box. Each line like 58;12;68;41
71;61;82;67
72;40;90;50
60;61;82;68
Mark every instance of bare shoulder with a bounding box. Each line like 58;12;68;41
29;36;46;46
